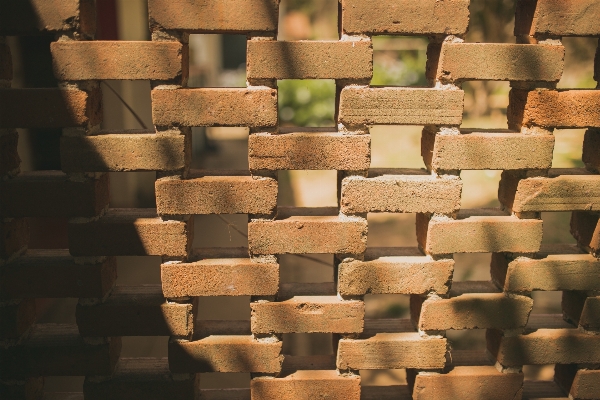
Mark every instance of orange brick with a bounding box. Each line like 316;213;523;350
562;292;600;332
152;88;277;128
583;129;600;172
555;365;600;400
247;40;372;80
0;130;20;177
251;370;360;400
515;0;600;37
0;171;109;218
0;218;28;261
0;299;36;339
148;0;279;33
570;211;600;256
51;41;187;81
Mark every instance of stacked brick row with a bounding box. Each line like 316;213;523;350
0;0;599;399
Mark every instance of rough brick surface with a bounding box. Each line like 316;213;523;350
563;292;600;331
417;209;543;255
169;336;283;373
508;89;600;129
148;0;279;33
248;130;370;171
251;370;361;400
251;297;364;334
0;298;36;339
155;173;277;215
61;132;190;172
558;368;600;400
247;40;372;80
570;211;600;256
152;88;277;127
51;41;187;81
421;128;555;171
337;333;447;370
68;209;192;257
0;171;109;218
582;129;600;172
340;169;462;214
515;0;600;37
0;130;20;176
341;0;469;35
0;218;28;260
338;87;464;127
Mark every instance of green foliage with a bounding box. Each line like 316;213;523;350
278;79;336;127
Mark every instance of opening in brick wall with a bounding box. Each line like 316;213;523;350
282;333;333;356
531;291;562;314
199;373;250;389
121;336;168;358
116;256;161;284
109;171;156;208
454;253;492;282
557;37;598;89
461;81;510;129
367;213;418;247
43;377;84;394
371;36;428;87
360;369;407;387
370;125;426;169
188;34;247;88
197;296;251;321
278;0;339;41
365;294;410;319
541;212;577;245
279;254;333;283
460;170;502;209
465;0;516;44
192;214;248;248
552;129;585;169
278;79;336;127
192;127;249;170
277;170;338;207
446;329;487;351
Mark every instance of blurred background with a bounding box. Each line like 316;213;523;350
7;0;598;392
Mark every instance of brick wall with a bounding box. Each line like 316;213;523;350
1;0;599;399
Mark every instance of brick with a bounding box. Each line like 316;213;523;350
0;324;120;377
250;296;364;334
500;169;600;213
247;40;372;80
341;0;469;35
152;88;277;127
0;171;109;218
0;87;102;129
338;87;464;127
415;293;533;330
340;169;462;214
155;172;277;215
582;129;600;172
515;0;600;37
0;130;20;177
413;367;524;400
169;335;282;373
338;247;453;296
417;209;543;255
61;131;190;173
251;370;360;400
562;292;600;331
0;41;12;81
148;0;278;33
68;208;192;257
570;211;600;256
428;43;563;83
487;328;600;367
421;128;555;171
0;299;36;339
248;130;370;171
161;257;278;298
83;358;196;400
0;218;28;261
51;41;187;81
76;285;195;337
491;245;600;292
0;0;95;35
508;89;600;129
337;333;447;370
0;377;43;400
562;368;600;400
248;214;367;255
0;250;116;299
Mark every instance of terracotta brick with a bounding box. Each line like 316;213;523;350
0;0;95;35
0;130;20;177
152;88;277;128
0;171;109;218
76;285;195;337
515;0;600;37
421;128;555;171
247;40;372;80
0;250;116;299
417;209;543;255
0;87;102;129
338;247;453;296
0;324;121;377
582;129;600;172
508;89;600;129
0;218;28;261
340;169;462;214
155;172;277;215
248;214;367;255
500;169;600;213
251;370;360;400
0;41;12;81
51;41;187;81
428;43;563;83
413;367;524;400
341;0;469;35
148;0;278;33
562;292;600;331
161;257;278;298
68;208;192;258
61;131;190;173
557;367;600;400
0;377;43;400
570;211;600;256
491;245;600;292
487;328;600;367
337;333;447;370
83;358;196;400
169;336;282;373
0;299;36;339
338;87;464;127
248;130;370;171
250;296;364;334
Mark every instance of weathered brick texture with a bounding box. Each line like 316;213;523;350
515;0;600;37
